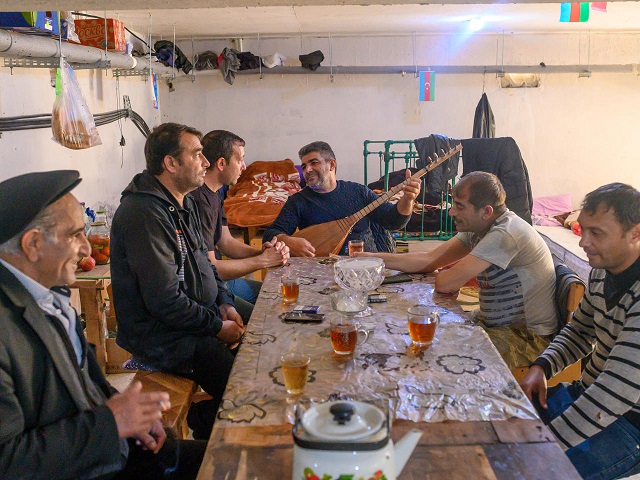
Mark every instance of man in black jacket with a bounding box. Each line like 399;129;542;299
0;170;205;479
111;123;245;439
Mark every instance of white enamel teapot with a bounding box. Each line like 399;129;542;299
292;400;422;480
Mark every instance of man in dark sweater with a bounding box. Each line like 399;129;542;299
191;130;289;321
520;183;640;480
262;141;421;256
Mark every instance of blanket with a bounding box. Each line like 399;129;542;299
224;159;301;227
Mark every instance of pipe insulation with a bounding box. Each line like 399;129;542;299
0;29;175;75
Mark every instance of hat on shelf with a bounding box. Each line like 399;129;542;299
299;50;324;71
261;52;286;68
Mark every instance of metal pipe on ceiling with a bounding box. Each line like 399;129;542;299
0;29;175;75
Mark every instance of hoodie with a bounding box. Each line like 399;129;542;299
110;171;233;374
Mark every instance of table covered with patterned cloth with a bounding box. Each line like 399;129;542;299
197;257;579;479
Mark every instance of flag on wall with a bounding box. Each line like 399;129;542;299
591;2;607;12
419;71;435;102
560;2;590;22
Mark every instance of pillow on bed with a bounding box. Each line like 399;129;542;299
532;194;573;227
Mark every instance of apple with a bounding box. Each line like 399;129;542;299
79;256;96;272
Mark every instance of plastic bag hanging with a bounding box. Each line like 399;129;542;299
51;57;102;149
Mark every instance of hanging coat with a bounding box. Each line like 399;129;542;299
472;92;495;138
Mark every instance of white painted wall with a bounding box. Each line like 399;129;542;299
163;32;640;208
0;66;162;217
0;31;638;216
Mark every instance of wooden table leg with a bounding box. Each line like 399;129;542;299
79;285;108;372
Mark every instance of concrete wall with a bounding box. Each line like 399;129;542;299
165;32;640;207
0;66;162;216
0;31;638;214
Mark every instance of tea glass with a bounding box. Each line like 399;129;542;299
329;318;369;355
280;352;310;395
281;275;300;305
348;239;364;257
407;304;440;348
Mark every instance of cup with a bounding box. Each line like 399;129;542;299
280;352;310;395
348;239;364;257
330;318;369;355
407;304;440;347
281;275;300;305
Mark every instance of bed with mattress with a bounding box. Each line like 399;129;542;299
535;225;590;282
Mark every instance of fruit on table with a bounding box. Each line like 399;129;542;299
88;234;110;265
78;256;96;272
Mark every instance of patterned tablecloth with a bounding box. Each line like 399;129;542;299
216;257;537;427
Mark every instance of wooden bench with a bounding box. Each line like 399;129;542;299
132;370;198;439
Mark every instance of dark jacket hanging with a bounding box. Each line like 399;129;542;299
472;92;495;138
460;137;534;224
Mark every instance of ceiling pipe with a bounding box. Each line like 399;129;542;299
0;29;175;75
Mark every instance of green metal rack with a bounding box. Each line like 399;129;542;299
363;139;455;241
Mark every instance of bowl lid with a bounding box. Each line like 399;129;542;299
301;401;385;441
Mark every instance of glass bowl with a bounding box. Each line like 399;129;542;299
334;257;385;292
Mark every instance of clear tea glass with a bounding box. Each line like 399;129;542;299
329;318;369;355
348;239;364;257
281;275;300;305
280;352;310;395
407;304;440;348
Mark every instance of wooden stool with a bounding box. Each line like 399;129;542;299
132;370;198;440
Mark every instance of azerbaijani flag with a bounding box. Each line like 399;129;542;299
560;2;590;22
419;71;435;102
592;2;607;12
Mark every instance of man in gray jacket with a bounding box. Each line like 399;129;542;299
0;170;205;479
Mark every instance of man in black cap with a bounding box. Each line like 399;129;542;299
0;170;206;479
110;123;245;440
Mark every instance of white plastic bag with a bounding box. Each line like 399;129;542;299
52;57;102;149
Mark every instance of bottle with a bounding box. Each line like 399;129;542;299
88;210;110;265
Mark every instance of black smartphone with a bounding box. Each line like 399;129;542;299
382;273;413;285
283;312;325;324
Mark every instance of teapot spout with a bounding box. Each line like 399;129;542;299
394;429;423;476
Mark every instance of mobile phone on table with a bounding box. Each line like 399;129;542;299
382;273;412;285
283;312;325;324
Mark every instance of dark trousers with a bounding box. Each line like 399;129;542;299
113;438;206;479
182;335;237;439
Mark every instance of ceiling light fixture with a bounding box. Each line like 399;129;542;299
468;18;484;32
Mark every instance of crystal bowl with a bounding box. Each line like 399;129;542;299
330;289;368;315
334;257;385;292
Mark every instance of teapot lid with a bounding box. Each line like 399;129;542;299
301;401;385;441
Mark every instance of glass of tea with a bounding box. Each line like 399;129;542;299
407;304;440;348
281;275;300;305
348;239;364;257
329;318;369;355
280;352;310;395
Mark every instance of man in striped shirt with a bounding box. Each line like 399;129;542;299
520;183;640;480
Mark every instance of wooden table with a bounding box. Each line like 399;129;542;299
197;258;580;479
71;264;111;371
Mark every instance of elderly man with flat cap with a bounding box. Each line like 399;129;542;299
0;170;205;480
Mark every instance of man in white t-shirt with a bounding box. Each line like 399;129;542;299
362;171;557;368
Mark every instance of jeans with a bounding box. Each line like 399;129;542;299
226;278;262;323
537;382;640;480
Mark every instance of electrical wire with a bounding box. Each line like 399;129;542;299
0;108;151;137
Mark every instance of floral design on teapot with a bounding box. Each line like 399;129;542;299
302;467;388;480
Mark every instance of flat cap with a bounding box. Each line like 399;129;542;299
0;170;81;245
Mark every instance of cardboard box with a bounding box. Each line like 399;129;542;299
74;18;126;52
0;11;60;36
